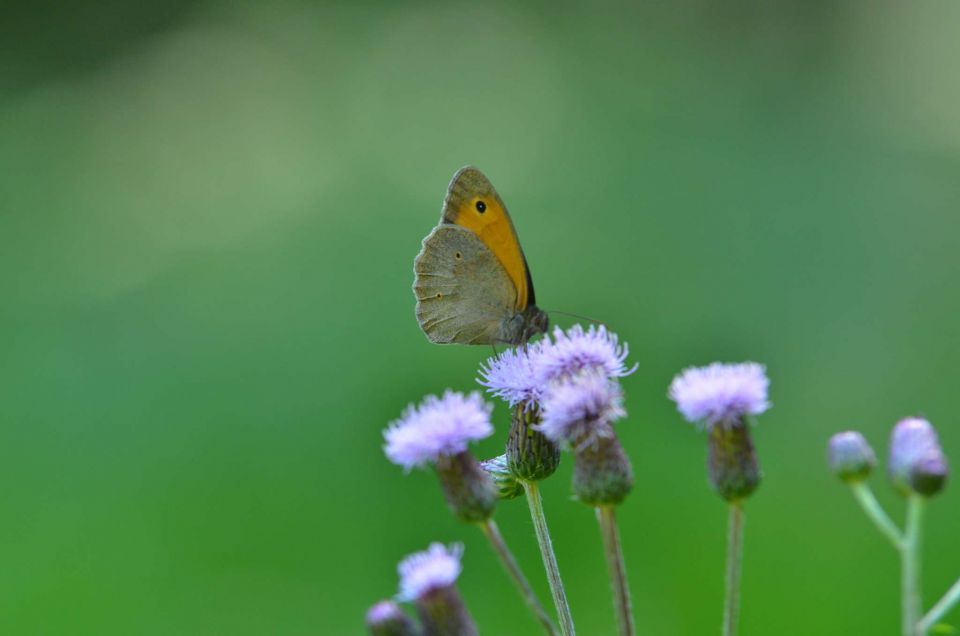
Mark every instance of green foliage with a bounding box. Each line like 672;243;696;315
1;1;960;634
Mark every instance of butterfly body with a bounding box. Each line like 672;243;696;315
413;167;548;345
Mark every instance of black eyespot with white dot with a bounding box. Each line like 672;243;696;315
475;200;486;213
454;251;462;260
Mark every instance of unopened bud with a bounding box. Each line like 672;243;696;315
827;431;876;482
366;600;420;636
889;417;948;497
480;454;524;500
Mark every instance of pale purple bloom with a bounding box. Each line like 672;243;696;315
397;543;464;601
478;344;542;406
888;417;947;494
827;431;876;481
668;362;770;426
478;324;635;406
533;325;636;387
365;600;416;634
366;600;402;624
538;371;626;443
384;391;493;470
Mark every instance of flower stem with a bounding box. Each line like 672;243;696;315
723;502;745;636
479;519;559;636
901;495;925;636
596;505;635;636
849;482;905;549
523;480;576;636
918;575;960;635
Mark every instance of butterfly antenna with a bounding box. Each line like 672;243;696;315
542;309;608;329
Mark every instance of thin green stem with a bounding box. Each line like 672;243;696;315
523;481;576;636
723;502;745;636
918;575;960;634
596;505;635;636
902;495;925;636
850;482;905;549
479;519;559;636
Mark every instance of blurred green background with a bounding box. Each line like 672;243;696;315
2;1;959;633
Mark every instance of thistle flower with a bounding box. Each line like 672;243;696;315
668;362;770;427
478;345;542;407
827;431;876;483
398;543;477;636
478;345;562;482
478;324;635;406
532;324;636;387
889;417;949;497
384;391;494;470
539;371;626;444
669;362;771;502
384;392;497;522
540;371;633;505
366;600;420;636
398;543;464;602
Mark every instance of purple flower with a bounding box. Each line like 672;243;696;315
365;600;417;635
538;371;626;443
668;362;770;426
366;601;402;625
478;344;542;406
889;417;948;495
397;543;464;601
827;431;876;481
384;391;494;470
478;324;635;406
533;324;636;387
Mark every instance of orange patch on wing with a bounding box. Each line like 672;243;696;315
450;196;529;310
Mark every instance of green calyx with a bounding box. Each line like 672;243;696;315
506;403;561;482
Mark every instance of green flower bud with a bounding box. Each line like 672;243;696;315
571;428;634;506
434;451;497;523
708;417;761;502
827;431;876;483
480;454;524;500
366;601;420;636
416;585;478;636
506;403;561;482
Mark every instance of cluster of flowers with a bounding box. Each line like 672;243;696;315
367;323;776;636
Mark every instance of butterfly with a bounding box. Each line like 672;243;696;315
413;166;549;345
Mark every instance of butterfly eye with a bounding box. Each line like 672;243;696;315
475;200;486;213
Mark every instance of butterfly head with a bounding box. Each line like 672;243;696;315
501;305;548;345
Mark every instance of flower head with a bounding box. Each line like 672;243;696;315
384;391;494;470
538;371;626;443
889;417;948;496
397;543;464;601
827;431;876;482
668;362;770;427
533;324;636;387
478;345;542;406
365;600;418;636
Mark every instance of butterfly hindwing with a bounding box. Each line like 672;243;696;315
413;224;517;344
